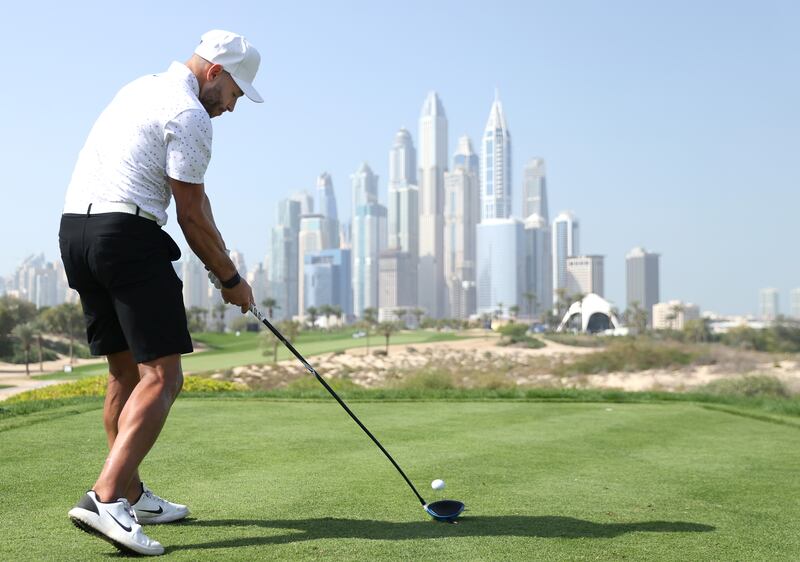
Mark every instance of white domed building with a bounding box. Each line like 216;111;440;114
557;293;624;334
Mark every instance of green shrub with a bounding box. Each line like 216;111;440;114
497;324;545;349
556;340;693;375
7;375;245;403
395;370;455;390
700;375;791;399
544;334;608;348
286;375;361;392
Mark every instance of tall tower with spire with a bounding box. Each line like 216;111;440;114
476;92;523;317
481;90;512;220
316;172;340;248
418;91;448;318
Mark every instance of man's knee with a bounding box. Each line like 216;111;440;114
140;355;183;402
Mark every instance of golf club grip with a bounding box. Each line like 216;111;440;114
249;304;427;506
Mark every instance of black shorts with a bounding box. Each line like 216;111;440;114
58;212;193;363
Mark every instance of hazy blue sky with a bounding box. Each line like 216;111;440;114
1;0;797;315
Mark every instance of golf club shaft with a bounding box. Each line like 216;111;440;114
249;304;427;506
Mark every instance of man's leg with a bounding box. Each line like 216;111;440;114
104;350;148;503
93;354;183;503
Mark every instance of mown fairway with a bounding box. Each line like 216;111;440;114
1;398;798;560
38;329;467;380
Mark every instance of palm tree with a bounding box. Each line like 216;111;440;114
378;321;398;354
394;308;407;328
509;305;520;320
361;308;378;353
32;319;46;372
12;322;35;376
213;302;227;333
331;305;344;327
667;303;685;330
523;291;537;319
306;306;319;329
41;303;83;365
495;302;504;319
625;301;648;335
554;288;569;319
411;307;425;329
318;304;333;329
261;297;280;319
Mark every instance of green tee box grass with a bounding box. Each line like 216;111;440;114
35;329;467;381
1;399;798;560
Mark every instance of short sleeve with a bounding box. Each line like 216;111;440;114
164;109;212;184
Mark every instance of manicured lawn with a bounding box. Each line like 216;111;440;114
36;329;469;381
1;398;797;560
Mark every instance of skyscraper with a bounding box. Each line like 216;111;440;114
269;198;301;319
791;288;800;320
418;91;448;319
444;135;480;319
290;190;314;215
476;92;518;317
524;213;552;318
626;246;660;326
552;211;579;306
304;248;352;320
566;255;604;298
351;163;387;317
759;288;779;321
387;128;419;309
476;218;525;317
316;172;340;248
298;214;329;316
378;249;417;321
523;157;547;221
480;91;512;220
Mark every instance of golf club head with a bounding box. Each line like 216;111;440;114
424;500;465;522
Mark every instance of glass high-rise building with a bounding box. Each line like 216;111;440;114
269;198;301;319
476;218;525;317
480;92;512;220
524;213;552;317
523;157;547;221
791;288;800;320
418;92;448;319
351;163;387;317
552;211;579;306
444;135;480;319
759;288;779;321
316;172;340;248
304;248;352;319
626;246;660;326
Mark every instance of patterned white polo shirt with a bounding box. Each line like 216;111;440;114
64;62;213;226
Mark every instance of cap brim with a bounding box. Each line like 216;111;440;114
231;75;263;103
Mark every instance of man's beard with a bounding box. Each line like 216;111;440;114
199;86;223;117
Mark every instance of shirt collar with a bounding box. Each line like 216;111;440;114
167;61;200;97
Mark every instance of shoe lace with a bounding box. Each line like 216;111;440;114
120;498;139;524
143;487;165;505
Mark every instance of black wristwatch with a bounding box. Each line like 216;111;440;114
221;272;241;289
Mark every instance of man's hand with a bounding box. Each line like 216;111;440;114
222;278;254;314
207;270;254;313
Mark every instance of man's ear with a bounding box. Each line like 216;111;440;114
206;63;224;82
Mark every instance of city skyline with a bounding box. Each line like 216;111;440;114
1;1;798;316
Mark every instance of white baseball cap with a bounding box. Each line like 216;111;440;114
194;30;263;103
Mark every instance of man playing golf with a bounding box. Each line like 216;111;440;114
59;30;262;555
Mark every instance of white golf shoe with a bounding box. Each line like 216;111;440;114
133;483;190;524
68;491;164;556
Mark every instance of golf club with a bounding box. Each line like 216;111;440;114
248;303;465;522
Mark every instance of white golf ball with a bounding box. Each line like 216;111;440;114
431;479;445;490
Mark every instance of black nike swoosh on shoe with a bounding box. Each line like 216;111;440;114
108;512;132;532
137;506;163;514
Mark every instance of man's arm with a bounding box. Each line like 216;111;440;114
170;177;253;311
